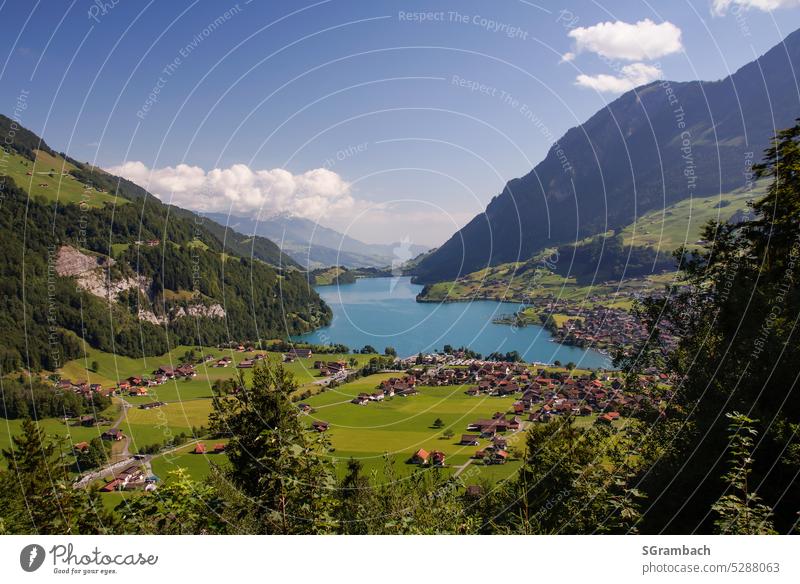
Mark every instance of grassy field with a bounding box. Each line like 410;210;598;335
0;403;120;468
2;347;613;489
51;346;377;456
150;441;229;481
302;376;529;483
421;261;680;309
1;149;124;207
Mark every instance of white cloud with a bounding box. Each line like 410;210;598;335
568;19;683;61
712;0;800;14
106;161;360;220
560;51;576;63
575;62;662;93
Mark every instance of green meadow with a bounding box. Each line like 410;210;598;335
302;375;526;483
1;346;613;488
50;346;377;456
2;149;124;208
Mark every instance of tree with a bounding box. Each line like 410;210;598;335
565;361;576;371
712;413;776;534
209;361;338;534
0;419;118;534
619;121;800;533
118;468;227;535
90;360;99;372
432;418;444;429
496;417;642;534
361;345;377;354
76;437;107;471
443;429;455;440
348;357;358;368
384;346;397;357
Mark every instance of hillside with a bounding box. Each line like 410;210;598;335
413;28;800;283
417;182;753;304
0;116;330;372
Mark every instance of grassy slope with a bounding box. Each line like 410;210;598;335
419;187;757;306
2;150;124;208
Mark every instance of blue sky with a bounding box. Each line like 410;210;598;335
2;0;800;245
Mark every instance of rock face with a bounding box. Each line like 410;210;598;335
55;245;111;277
171;303;226;320
56;244;151;311
56;245;225;324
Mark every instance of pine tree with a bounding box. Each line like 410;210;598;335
0;419;118;534
209;361;338;534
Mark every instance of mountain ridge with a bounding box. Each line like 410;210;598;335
204;211;429;269
413;28;800;283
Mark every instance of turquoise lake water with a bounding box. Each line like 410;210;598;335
294;277;611;369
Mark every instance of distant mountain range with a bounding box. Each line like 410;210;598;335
204;212;429;269
413;28;800;283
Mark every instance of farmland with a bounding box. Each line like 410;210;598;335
304;375;531;484
1;345;624;493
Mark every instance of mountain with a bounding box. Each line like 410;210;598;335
0;115;329;371
205;212;429;269
413;28;800;283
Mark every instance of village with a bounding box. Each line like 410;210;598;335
36;333;679;498
304;351;670;472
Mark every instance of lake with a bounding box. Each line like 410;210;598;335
294;277;611;369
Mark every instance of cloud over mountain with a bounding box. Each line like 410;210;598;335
105;161;358;219
575;62;662;93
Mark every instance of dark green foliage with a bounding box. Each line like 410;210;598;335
170;207;300;268
0;419;118;534
623;121;800;533
0;377;111;420
75;438;108;472
712;413;776;534
0;113;57;161
493;417;642;534
208;362;338;534
0;175;330;372
553;235;674;284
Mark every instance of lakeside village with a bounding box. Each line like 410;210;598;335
51;343;672;493
493;293;679;354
